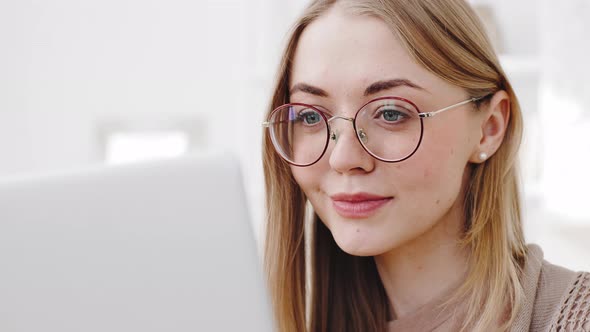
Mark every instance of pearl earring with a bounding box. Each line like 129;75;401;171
479;152;488;161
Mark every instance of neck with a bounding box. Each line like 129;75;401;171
374;200;469;320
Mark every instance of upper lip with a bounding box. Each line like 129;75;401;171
330;192;392;202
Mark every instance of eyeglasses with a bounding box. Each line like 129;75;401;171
262;96;485;167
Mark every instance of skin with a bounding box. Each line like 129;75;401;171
288;5;510;319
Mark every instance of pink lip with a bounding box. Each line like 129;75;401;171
330;193;393;219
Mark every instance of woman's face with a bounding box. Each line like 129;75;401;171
289;7;484;256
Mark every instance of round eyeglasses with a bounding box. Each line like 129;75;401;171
263;96;485;167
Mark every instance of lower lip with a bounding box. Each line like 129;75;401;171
331;198;392;219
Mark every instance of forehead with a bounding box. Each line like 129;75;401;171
290;6;443;96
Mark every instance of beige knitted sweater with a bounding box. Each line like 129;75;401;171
387;244;590;331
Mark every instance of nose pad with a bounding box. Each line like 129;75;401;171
330;131;338;142
357;128;368;144
330;128;368;144
327;120;374;173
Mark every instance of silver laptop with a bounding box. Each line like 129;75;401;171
0;153;274;332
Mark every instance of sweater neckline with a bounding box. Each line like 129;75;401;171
386;244;548;331
386;271;467;331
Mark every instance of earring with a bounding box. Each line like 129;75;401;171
479;152;488;161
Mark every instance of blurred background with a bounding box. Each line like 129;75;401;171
0;0;588;270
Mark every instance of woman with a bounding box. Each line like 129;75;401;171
261;0;590;331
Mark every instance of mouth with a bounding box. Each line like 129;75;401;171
330;193;393;219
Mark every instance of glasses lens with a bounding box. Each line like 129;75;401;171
268;104;329;166
355;98;423;161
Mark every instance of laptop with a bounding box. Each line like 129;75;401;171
0;153;274;332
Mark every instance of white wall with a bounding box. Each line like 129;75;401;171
470;0;539;55
0;0;310;232
0;0;251;174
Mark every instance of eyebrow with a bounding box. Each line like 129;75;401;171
289;78;427;98
289;83;329;97
363;79;427;96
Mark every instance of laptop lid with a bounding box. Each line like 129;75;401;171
0;153;273;332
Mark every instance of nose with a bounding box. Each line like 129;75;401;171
327;117;375;174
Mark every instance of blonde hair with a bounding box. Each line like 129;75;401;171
262;0;527;331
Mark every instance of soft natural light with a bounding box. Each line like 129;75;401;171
540;90;590;223
105;131;189;165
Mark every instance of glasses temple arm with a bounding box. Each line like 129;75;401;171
262;119;295;127
418;97;484;118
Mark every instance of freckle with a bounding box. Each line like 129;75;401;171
436;199;440;205
450;148;454;155
417;265;423;271
356;228;360;233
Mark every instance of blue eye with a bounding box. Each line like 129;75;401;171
383;110;401;121
299;110;322;125
378;108;408;122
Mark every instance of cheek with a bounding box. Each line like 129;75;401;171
399;133;469;207
290;163;325;198
290;162;334;223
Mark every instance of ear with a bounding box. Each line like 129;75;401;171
469;90;510;163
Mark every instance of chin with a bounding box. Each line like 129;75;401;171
335;239;387;257
329;224;392;257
